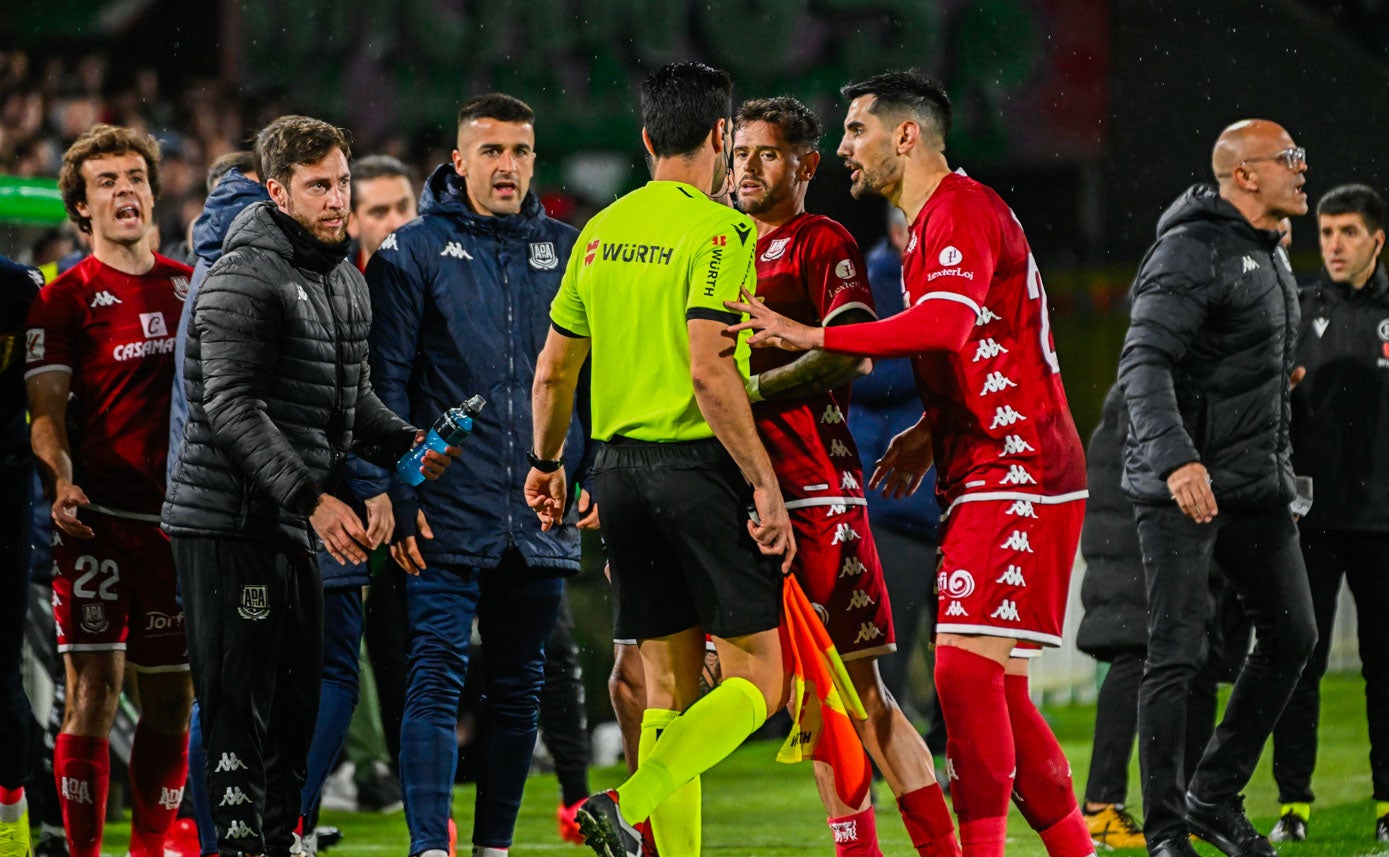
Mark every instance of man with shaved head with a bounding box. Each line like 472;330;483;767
1118;120;1318;857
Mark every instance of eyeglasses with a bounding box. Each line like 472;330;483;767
1241;146;1307;171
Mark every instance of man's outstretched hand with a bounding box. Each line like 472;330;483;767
725;288;825;352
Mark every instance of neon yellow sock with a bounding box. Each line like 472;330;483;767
616;676;767;823
639;708;701;857
1280;802;1311;821
1376;801;1389;819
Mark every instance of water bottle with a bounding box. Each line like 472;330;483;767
396;395;486;486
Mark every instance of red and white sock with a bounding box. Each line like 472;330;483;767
54;733;110;857
1004;673;1093;857
828;806;883;857
934;647;1013;857
0;785;24;824
128;724;190;857
898;784;961;857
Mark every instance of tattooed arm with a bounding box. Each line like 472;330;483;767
747;307;875;402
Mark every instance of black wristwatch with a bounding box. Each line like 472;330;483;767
527;449;563;473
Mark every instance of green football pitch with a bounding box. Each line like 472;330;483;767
98;672;1385;856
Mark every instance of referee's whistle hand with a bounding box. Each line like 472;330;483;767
310;493;373;565
524;466;568;531
749;486;797;574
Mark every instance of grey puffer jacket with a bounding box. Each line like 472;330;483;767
163;202;417;551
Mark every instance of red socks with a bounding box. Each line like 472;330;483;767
828;806;883;857
934;646;1013;857
0;785;22;805
1004;673;1093;857
54;733;110;857
898;784;961;857
128;724;190;857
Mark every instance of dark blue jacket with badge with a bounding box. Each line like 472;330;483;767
365;165;586;573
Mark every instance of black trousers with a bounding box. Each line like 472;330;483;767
1272;528;1389;803
174;536;323;857
1084;650;1222;806
1133;503;1316;844
0;461;34;789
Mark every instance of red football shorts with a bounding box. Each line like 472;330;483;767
934;496;1084;648
792;503;895;660
51;512;188;671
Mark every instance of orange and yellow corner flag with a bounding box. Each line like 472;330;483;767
776;574;870;809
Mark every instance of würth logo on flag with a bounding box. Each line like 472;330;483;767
583;239;600;266
711;235;727;247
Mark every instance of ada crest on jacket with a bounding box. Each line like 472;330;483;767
529;241;558;270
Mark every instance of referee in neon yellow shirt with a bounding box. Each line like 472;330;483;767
526;62;795;857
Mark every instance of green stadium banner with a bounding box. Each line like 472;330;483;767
0;176;66;226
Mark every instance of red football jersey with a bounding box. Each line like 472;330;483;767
901;172;1085;510
751;213;877;509
25;254;190;515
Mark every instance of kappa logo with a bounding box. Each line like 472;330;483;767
906;233;919;254
214;752;247;772
139;311;168;339
977;306;1001;326
379;233;398;252
224;820;256;839
973;338;1008;362
60;777;93;804
846;589;876;610
831;522;861;545
834;258;857;279
829;439;852;458
583;238;600;266
821;404;845;424
90;290;123;308
1001;530;1035;553
840;557;867;578
171;276;189;301
529;242;558;270
159;786;185;810
1241;255;1260;273
999;434;1035;456
999;464;1036;486
826;503;847;517
830;820;859;844
840;471;860;491
1312;317;1329;338
945;600;968;617
990;599;1022;622
760;237;791;261
238;585;269;620
945;755;959;780
938;245;963;266
440;241;473;260
996;565;1027;586
219;786;251;806
853;622;883;643
27;268;43;288
989;405;1027;429
979;371;1017;396
295;285;309;302
25;328;44;361
1005;500;1038;518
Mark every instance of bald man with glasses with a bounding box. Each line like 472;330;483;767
1117;119;1318;857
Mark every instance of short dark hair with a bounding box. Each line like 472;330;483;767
840;70;952;142
206;150;258;193
735;96;822;152
1317;183;1385;234
640;62;734;159
58;124;162;234
255;115;352;188
457;93;535;128
350;155;418;210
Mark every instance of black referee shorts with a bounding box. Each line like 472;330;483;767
593;436;781;641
